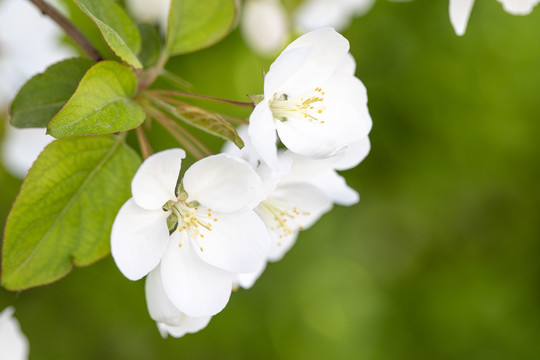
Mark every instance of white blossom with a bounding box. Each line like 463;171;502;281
111;149;270;317
125;0;171;30
241;0;289;56
145;266;212;338
0;0;74;106
294;0;375;33
224;128;367;288
0;307;29;360
1;126;53;179
248;27;372;170
449;0;539;36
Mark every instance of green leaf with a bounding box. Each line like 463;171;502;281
47;61;145;138
138;23;162;68
1;135;141;290
10;58;94;128
167;0;237;55
174;104;244;148
76;0;142;68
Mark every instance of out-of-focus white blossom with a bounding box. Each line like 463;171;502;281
0;0;74;106
1;126;53;179
0;307;29;360
449;0;539;36
241;0;289;56
294;0;375;32
125;0;171;30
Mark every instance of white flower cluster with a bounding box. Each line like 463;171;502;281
111;28;372;337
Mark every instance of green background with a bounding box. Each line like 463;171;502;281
2;0;540;359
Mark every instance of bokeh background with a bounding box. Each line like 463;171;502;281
2;0;540;359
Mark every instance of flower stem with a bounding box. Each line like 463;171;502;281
28;0;103;62
138;51;170;90
144;105;211;160
148;98;214;157
147;89;255;108
136;126;153;159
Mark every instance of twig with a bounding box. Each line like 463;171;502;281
29;0;103;62
145;105;209;160
159;94;249;126
136;126;153;159
148;89;255;108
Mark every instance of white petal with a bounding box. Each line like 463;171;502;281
236;261;267;289
193;210;270;273
160;233;235;317
294;0;352;32
183;154;263;213
332;136;371;171
449;0;475;36
1;126;53;179
0;307;29;360
111;199;170;281
265;226;299;262
271;183;332;230
313;171;360;206
145;266;212;338
131;148;185;210
241;0;289;56
281;153;360;205
157;315;212;338
498;0;539;14
248;103;280;169
256;183;332;261
337;52;357;76
264;46;313;96
125;0;171;30
276;29;350;97
145;266;184;322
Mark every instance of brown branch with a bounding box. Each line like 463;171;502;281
29;0;103;62
136;126;153;159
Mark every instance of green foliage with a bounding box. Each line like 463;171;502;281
167;0;238;55
47;61;145;138
1;135;140;290
10;58;94;128
76;0;142;68
138;24;162;68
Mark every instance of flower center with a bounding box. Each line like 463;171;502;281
256;197;311;245
164;194;218;251
269;87;326;123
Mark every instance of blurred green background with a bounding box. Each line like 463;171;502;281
2;0;540;359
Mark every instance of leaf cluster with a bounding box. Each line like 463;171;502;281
2;0;244;290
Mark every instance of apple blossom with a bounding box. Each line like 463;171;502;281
0;0;74;106
241;0;289;56
125;0;171;30
0;307;29;360
449;0;539;36
294;0;375;32
111;149;270;316
248;27;372;170
145;266;212;338
1;126;53;179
